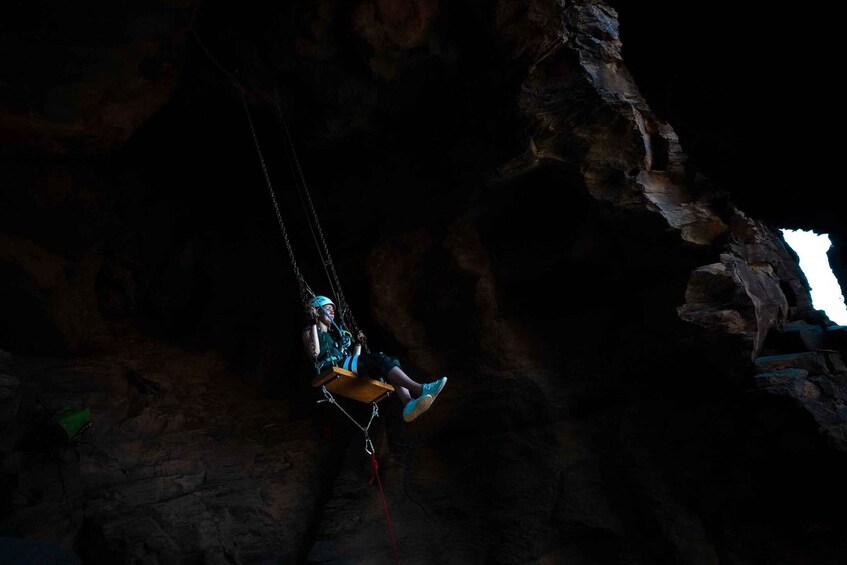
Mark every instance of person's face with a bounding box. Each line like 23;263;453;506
320;304;335;323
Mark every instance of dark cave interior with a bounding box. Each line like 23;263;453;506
2;2;847;564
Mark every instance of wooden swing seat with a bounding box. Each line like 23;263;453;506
311;366;394;404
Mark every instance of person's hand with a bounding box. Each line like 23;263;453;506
340;331;352;350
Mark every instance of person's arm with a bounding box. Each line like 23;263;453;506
302;325;320;360
340;330;361;356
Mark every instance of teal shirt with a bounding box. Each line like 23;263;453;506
316;328;344;367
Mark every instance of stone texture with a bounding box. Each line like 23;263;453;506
2;1;847;564
0;0;200;155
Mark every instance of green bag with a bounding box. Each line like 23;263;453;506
52;406;91;441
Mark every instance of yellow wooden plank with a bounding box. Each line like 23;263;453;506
311;366;394;404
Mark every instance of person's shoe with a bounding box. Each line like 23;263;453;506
421;377;447;403
403;394;433;423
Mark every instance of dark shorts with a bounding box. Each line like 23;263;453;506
324;352;400;380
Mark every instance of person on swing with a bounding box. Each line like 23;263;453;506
302;295;447;422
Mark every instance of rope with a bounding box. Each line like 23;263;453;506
318;385;379;443
370;453;402;565
271;88;369;352
241;92;312;304
273;89;341;307
187;14;370;349
315;306;353;361
183;10;265;106
184;11;312;305
185;12;372;346
317;386;400;564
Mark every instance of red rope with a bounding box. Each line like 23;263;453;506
369;453;401;564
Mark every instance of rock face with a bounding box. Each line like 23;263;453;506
1;332;346;564
2;1;847;564
0;0;199;155
0;235;107;355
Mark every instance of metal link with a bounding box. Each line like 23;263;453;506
187;17;350;319
241;93;310;303
272;88;369;351
320;386;381;454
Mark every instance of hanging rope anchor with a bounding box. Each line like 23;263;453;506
318;385;380;453
318;386;401;564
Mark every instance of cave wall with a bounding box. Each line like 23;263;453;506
3;1;847;564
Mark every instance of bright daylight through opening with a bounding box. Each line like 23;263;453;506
781;229;847;325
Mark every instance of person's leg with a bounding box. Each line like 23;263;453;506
355;353;433;421
394;385;412;406
388;369;442;422
381;362;447;407
385;366;423;399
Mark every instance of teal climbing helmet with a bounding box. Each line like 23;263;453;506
310;295;335;309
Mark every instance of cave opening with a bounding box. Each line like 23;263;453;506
781;228;847;325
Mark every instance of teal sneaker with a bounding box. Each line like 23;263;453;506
421;377;447;403
403;394;433;422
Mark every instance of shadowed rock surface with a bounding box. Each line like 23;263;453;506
2;1;846;564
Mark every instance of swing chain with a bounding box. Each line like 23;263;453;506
241;93;306;294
